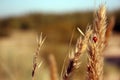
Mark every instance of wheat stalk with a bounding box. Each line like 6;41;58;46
87;5;107;80
62;26;92;80
32;33;46;80
48;54;59;80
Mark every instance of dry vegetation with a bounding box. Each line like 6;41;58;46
0;3;120;80
32;5;116;80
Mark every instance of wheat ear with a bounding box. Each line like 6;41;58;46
32;33;46;80
87;5;107;80
105;16;115;45
63;26;92;80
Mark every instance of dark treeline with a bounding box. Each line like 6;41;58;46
0;10;120;37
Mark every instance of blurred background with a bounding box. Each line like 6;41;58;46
0;0;120;80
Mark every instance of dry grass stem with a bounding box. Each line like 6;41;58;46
49;54;59;80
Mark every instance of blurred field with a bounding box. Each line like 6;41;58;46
0;30;83;80
0;10;120;80
0;30;36;80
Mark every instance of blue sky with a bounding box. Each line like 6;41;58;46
0;0;120;17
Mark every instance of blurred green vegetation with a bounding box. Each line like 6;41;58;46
0;12;93;38
0;10;120;41
0;10;120;39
